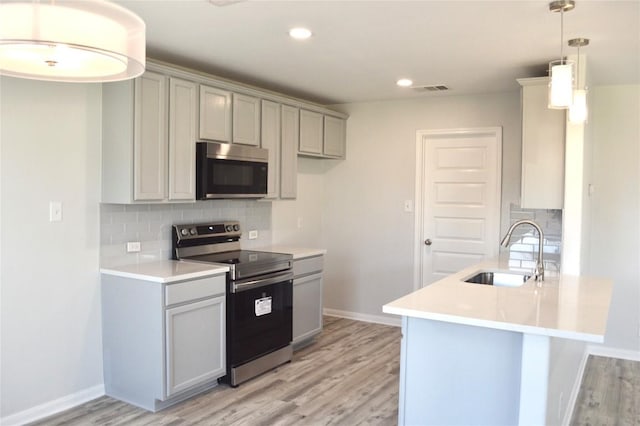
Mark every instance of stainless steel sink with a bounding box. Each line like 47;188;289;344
464;271;531;287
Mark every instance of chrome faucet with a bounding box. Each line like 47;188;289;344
500;219;545;282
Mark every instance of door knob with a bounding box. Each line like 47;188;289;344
424;239;432;246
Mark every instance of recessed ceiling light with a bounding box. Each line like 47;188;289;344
289;27;312;40
396;79;413;87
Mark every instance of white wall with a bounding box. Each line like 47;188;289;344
271;157;326;246
0;78;103;420
318;92;522;319
588;85;640;352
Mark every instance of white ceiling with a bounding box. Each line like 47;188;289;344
115;0;640;105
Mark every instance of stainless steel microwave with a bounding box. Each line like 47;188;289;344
196;141;268;200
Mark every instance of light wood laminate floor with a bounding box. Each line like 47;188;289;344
570;355;640;426
30;318;640;426
31;316;401;426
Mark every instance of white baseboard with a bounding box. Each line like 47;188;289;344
0;384;105;426
323;308;401;327
561;346;590;426
587;345;640;362
560;344;640;425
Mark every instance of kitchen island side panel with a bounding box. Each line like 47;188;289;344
399;317;523;425
101;275;164;410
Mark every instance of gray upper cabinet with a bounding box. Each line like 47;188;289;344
233;93;260;146
134;71;167;201
168;78;197;201
261;100;281;199
323;116;346;158
280;105;299;199
299;109;324;155
199;85;232;142
299;110;346;159
102;60;347;204
518;77;565;209
102;71;197;203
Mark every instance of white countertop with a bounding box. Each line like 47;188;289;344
257;246;327;259
383;258;613;342
100;260;229;283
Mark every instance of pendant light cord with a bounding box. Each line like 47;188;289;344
576;45;581;88
560;8;565;65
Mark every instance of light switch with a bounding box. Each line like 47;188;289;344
404;200;413;212
49;201;62;222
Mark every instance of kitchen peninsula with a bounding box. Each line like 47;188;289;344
383;258;613;426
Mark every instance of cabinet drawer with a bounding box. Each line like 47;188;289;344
165;275;226;306
293;255;324;277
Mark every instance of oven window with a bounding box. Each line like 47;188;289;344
228;280;292;367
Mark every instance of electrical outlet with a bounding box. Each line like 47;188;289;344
248;230;258;240
126;242;141;253
49;201;62;222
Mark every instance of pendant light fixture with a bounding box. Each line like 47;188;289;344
0;0;145;83
568;37;589;123
548;0;575;109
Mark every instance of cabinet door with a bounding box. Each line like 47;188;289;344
292;273;323;346
261;100;281;198
233;93;260;146
199;85;231;142
134;71;167;201
299;109;323;155
323;116;346;158
168;78;197;201
165;296;226;397
280;105;299;199
519;78;565;209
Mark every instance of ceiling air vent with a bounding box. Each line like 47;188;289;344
208;0;245;6
412;85;450;92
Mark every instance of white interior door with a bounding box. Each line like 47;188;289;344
415;128;502;288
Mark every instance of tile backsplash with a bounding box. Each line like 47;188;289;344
100;200;272;267
503;204;562;273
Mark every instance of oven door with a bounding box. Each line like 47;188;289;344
227;271;293;369
196;142;268;199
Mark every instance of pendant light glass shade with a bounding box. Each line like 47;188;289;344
0;0;145;82
569;88;588;123
548;60;574;109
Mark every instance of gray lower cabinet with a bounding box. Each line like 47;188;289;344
102;273;226;411
292;255;324;348
165;295;225;397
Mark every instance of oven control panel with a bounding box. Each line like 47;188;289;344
174;221;241;241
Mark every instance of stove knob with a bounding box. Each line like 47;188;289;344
233;224;240;232
226;225;233;232
189;228;197;235
180;229;189;236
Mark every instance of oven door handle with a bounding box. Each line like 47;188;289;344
232;270;293;293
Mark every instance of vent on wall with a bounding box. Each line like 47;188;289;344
208;0;245;6
412;85;450;92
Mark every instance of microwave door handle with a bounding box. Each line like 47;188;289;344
232;271;293;293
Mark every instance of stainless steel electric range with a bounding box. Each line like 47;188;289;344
172;221;293;387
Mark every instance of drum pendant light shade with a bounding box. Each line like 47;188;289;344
569;88;588;123
548;60;574;109
548;0;575;109
0;0;145;82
